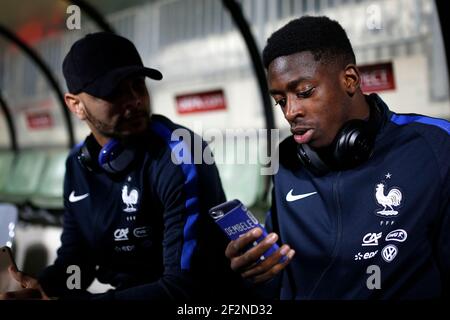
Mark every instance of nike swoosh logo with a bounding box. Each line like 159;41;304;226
286;189;317;202
69;191;89;203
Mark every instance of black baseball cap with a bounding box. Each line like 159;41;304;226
63;32;162;98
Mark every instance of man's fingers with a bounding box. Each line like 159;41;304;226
8;265;25;285
240;245;292;279
224;228;296;284
225;228;263;259
8;264;18;273
249;249;296;284
0;288;42;300
8;266;38;289
250;260;290;284
229;233;279;272
0;292;12;300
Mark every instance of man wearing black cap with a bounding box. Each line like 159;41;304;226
1;32;244;300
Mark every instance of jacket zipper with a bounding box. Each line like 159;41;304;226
307;171;343;299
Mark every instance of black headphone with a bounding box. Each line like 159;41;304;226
297;101;382;176
77;134;136;174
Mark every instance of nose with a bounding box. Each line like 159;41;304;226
284;95;305;122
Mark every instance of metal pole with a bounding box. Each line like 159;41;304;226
0;25;75;148
0;91;17;151
435;0;450;96
222;0;275;201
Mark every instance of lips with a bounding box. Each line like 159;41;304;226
118;113;149;132
127;116;145;123
291;128;314;144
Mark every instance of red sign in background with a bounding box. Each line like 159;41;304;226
26;111;54;129
175;89;227;114
359;62;396;93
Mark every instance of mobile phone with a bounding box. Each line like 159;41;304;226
209;199;286;263
0;246;21;293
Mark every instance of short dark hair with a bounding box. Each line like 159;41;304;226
262;16;356;68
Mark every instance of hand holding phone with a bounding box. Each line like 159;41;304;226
209;199;286;263
211;200;295;283
0;246;21;293
0;246;49;299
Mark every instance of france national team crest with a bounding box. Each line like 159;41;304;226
374;173;403;217
122;184;139;213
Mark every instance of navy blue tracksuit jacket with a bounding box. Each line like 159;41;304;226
38;115;246;300
268;94;450;299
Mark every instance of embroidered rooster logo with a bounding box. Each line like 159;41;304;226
122;185;139;213
375;183;402;216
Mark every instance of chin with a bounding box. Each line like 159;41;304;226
308;139;327;149
121;120;149;134
121;129;146;138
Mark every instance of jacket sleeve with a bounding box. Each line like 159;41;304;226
436;196;450;297
38;160;96;298
424;125;450;297
435;158;450;298
38;152;199;300
93;145;220;300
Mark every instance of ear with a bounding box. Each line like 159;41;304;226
342;64;361;97
64;93;86;120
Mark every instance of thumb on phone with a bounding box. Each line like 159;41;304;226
7;265;50;300
8;265;39;289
